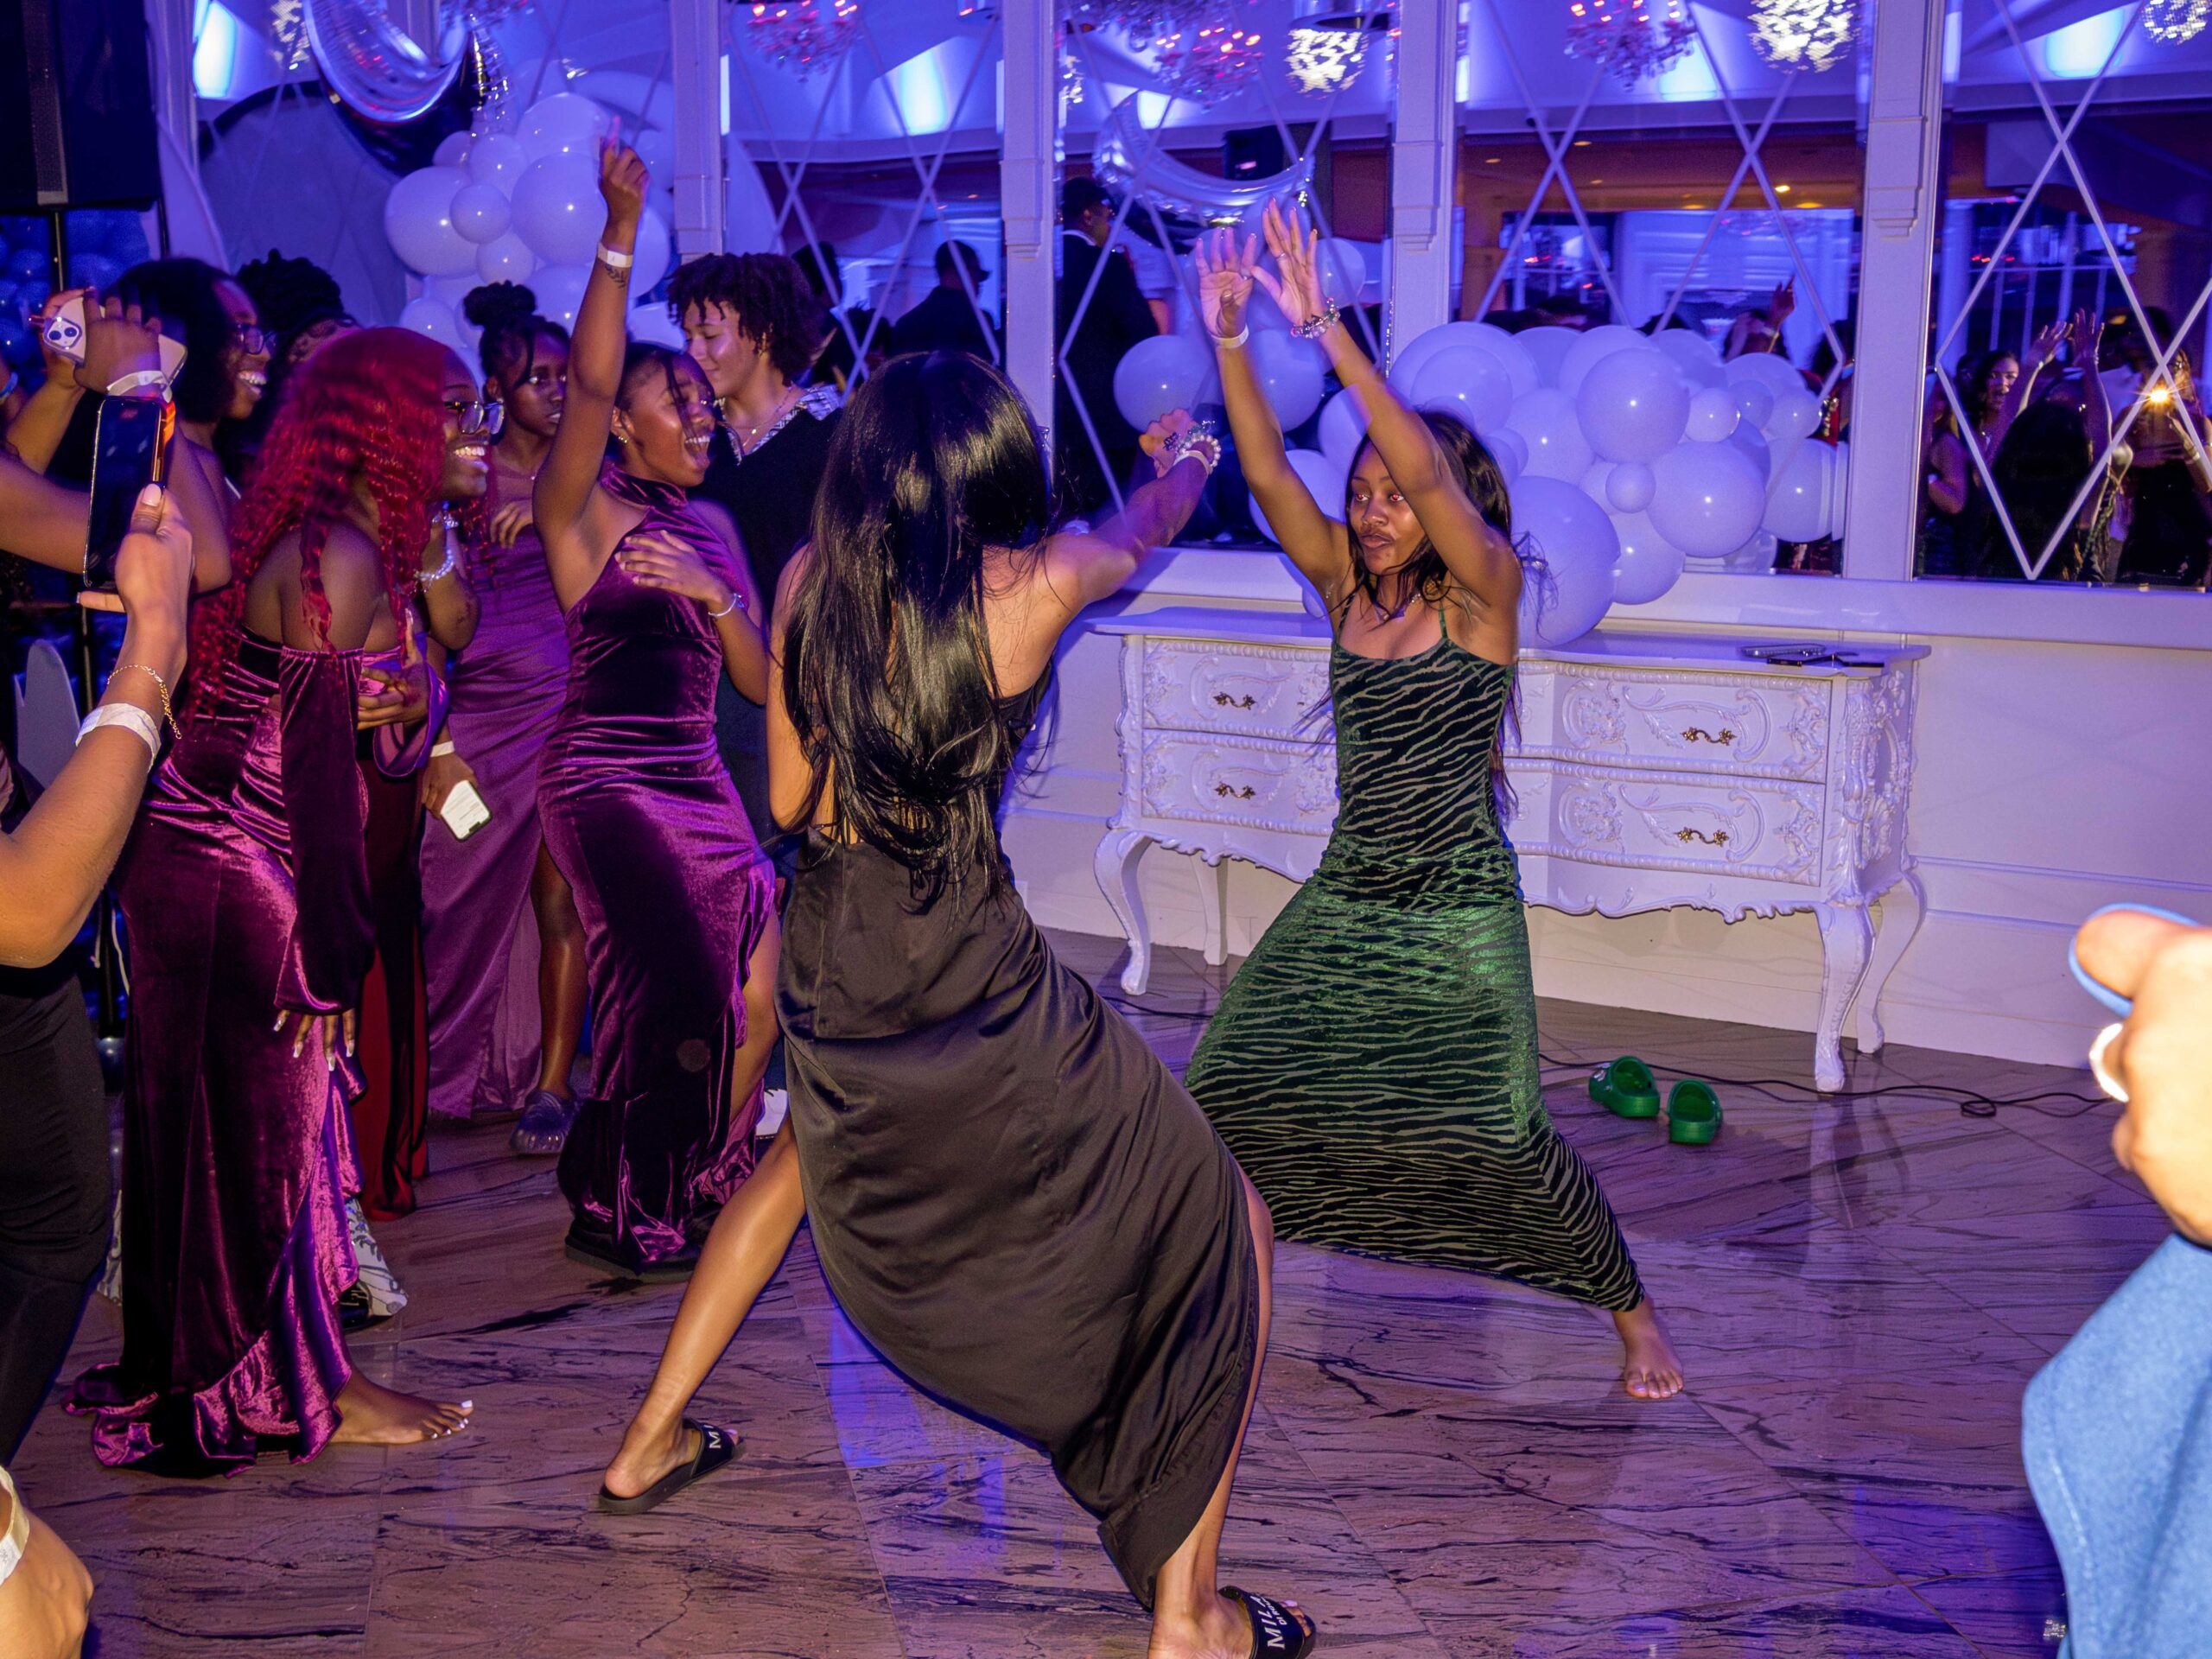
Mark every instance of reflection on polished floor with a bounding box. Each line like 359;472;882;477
15;931;2152;1657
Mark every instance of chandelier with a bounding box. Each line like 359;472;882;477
1564;0;1694;85
1749;0;1857;72
742;0;860;78
2143;0;2209;44
1066;0;1211;41
1151;18;1266;104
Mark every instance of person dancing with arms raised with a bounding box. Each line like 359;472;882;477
594;349;1318;1656
531;139;778;1278
1181;207;1682;1401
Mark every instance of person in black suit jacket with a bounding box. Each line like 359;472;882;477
1055;176;1158;518
890;241;996;361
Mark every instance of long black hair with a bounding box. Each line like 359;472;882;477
1338;410;1526;623
116;257;239;427
781;352;1053;899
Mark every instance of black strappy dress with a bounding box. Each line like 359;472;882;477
777;675;1258;1608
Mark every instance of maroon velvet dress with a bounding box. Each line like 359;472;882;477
73;632;381;1472
537;469;775;1271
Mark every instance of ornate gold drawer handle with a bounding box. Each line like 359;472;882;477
1212;691;1258;709
1675;827;1730;847
1681;727;1736;745
1214;782;1257;800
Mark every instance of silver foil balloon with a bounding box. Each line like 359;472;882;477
1090;93;1314;226
466;17;516;133
307;0;469;124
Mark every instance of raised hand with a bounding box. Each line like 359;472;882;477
1141;408;1196;475
618;531;735;610
2070;307;2105;370
1258;199;1326;327
79;292;165;394
1766;277;1797;327
2027;318;2070;368
1193;227;1258;343
598;129;649;237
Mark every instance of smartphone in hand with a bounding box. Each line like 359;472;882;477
438;779;493;841
43;295;189;383
85;395;175;592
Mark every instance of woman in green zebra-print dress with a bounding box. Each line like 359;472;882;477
1182;208;1681;1399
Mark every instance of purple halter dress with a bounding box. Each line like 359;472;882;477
537;468;774;1270
419;456;571;1121
72;633;384;1472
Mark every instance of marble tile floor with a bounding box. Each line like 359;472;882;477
13;931;2161;1658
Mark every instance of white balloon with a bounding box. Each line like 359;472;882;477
434;130;472;168
1609;509;1688;603
1685;385;1741;442
1512;474;1619;646
1114;334;1216;430
423;272;477;310
1485;425;1528;485
384;166;476;276
1725;350;1804;400
1764;382;1823;444
1516;323;1576;388
1575;346;1690;463
511;154;607;265
1765;437;1842;543
475;232;538;285
1826;439;1849;540
633;126;676;186
1251;331;1325;431
530;262;592;332
399;295;464;353
466;132;531;191
1556;323;1648;397
1732;419;1772;480
1411;344;1512;435
628;302;684;349
1503;387;1593;482
1651;326;1726;388
519;92;610;160
1317;238;1367;306
1318;388;1368;473
1581;461;1614;500
1605;459;1656;513
1649;440;1768;558
1732;379;1776;429
1389;320;1535;402
450;182;512;245
632;207;673;296
1251;448;1348;543
1720;528;1782;571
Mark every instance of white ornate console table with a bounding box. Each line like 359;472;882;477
1090;608;1926;1092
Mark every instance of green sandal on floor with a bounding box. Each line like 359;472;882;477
1668;1079;1722;1146
1589;1057;1662;1120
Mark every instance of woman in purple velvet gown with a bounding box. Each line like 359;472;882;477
70;328;480;1471
419;286;589;1151
532;143;779;1280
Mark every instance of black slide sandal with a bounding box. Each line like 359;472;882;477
593;1420;741;1515
1224;1586;1319;1656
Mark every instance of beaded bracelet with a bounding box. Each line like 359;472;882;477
1290;302;1342;341
1164;420;1224;479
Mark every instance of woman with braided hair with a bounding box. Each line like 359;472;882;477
69;327;483;1470
417;283;589;1154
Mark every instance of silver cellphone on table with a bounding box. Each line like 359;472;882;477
438;779;493;841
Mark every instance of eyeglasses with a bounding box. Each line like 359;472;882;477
232;324;273;356
443;398;506;439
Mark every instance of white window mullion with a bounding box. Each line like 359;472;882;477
1842;0;1949;582
999;0;1057;465
1389;0;1459;361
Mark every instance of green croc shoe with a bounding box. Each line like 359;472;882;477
1589;1057;1662;1120
1667;1079;1722;1146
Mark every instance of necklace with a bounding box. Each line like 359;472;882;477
726;385;801;459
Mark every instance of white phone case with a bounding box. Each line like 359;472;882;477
43;296;189;383
438;779;493;841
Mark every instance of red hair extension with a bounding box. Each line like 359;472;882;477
189;326;454;714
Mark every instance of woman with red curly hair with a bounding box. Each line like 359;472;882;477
70;327;483;1470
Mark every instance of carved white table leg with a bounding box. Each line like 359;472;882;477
1094;828;1154;995
1853;873;1926;1055
1198;856;1230;968
1813;902;1873;1093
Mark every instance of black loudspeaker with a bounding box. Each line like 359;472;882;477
0;0;162;214
1224;127;1287;181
